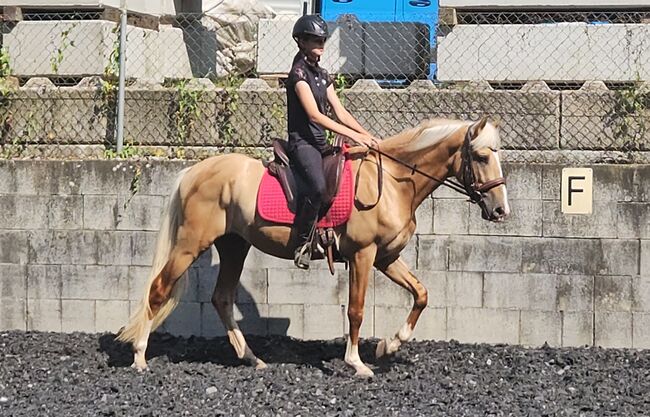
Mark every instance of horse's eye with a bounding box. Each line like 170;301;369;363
475;154;489;163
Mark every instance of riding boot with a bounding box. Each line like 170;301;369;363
293;197;319;269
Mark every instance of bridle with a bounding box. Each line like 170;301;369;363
350;126;506;217
458;125;507;218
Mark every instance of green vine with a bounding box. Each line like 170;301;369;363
0;48;10;80
104;24;121;82
611;80;649;150
50;23;78;74
333;73;348;101
261;101;284;142
215;74;244;144
103;141;139;159
0;47;14;156
99;23;120;153
325;73;350;143
170;79;203;145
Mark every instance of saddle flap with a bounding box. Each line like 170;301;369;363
268;162;298;213
272;139;290;166
268;139;297;212
322;144;347;203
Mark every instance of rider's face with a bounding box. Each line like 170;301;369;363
300;35;326;59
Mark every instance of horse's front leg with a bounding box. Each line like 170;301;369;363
375;256;428;359
345;244;377;377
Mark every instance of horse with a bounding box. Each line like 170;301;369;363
117;116;510;377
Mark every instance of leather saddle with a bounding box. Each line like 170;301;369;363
267;136;347;215
266;136;348;274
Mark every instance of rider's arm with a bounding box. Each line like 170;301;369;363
326;84;374;138
295;80;373;146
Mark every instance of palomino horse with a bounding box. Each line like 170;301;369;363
117;116;510;377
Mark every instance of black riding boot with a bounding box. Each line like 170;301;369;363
289;144;327;269
293;197;320;269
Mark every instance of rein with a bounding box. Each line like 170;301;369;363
348;128;506;212
353;151;384;210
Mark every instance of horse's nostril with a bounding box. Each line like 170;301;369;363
494;207;505;216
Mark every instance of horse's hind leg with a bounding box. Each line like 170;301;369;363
375;256;428;359
212;234;267;369
128;243;198;370
131;238;202;370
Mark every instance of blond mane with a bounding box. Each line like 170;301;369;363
381;118;500;152
471;120;501;150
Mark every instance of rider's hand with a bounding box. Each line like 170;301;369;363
352;132;378;148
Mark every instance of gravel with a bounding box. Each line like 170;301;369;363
1;331;650;416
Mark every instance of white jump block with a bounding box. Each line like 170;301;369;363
437;23;650;82
256;16;364;75
0;0;176;16
4;20;192;82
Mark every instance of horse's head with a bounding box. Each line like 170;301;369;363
453;117;510;222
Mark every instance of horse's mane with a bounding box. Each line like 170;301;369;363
381;118;500;152
471;121;501;150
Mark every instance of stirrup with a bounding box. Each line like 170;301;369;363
294;243;311;270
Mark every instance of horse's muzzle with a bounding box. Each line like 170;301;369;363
482;205;508;222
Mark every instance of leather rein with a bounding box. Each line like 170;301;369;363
351;128;506;214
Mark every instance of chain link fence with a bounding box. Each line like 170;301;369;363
0;9;648;162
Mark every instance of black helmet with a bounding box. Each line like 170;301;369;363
292;14;329;40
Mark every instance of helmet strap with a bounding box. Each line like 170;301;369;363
304;51;320;65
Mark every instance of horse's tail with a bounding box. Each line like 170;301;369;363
117;167;191;344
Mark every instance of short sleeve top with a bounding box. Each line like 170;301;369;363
285;52;333;154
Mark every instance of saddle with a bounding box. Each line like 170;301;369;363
265;136;348;273
267;136;347;214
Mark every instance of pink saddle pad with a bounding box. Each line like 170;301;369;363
256;159;354;227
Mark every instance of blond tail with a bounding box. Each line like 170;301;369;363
116;167;191;344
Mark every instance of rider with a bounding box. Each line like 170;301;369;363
287;14;377;270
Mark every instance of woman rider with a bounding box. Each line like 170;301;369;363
287;14;377;269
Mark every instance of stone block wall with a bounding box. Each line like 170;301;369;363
3;79;647;157
0;160;648;349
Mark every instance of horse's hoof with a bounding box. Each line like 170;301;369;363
354;366;375;378
255;359;268;370
131;362;149;372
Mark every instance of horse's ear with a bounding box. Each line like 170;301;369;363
468;116;488;140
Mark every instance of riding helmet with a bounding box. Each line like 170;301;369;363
292;14;329;40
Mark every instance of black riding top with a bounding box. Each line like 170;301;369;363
286;52;333;154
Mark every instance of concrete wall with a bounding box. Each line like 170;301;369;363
3;21;194;82
256;17;429;78
0;159;648;349
437;24;650;82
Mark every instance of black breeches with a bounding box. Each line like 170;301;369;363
290;144;327;243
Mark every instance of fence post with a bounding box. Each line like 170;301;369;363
115;7;127;153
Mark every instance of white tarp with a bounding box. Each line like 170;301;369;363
200;0;275;76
